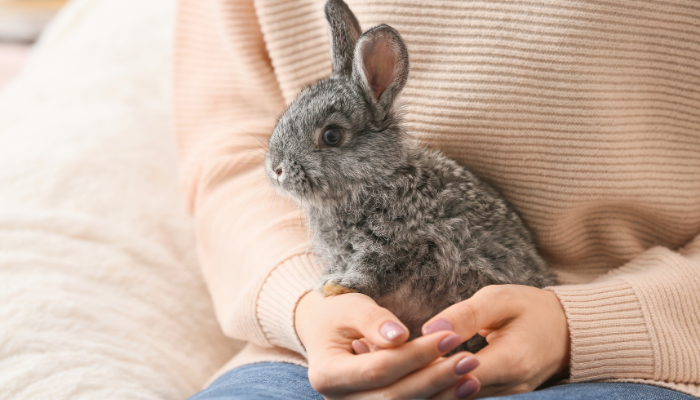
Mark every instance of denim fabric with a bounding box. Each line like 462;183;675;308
190;362;696;400
491;382;697;400
189;363;323;400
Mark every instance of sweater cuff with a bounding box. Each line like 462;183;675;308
257;251;324;358
547;279;655;382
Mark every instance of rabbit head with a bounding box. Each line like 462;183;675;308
266;0;410;208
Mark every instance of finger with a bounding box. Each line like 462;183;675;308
468;336;520;389
477;329;494;337
353;338;379;353
348;353;480;400
422;285;522;339
352;339;370;354
431;375;481;400
311;331;464;395
342;293;410;348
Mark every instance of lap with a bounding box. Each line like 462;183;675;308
188;363;323;400
488;382;697;400
190;362;694;400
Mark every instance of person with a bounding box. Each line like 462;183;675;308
174;0;700;398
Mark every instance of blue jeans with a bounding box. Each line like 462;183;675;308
189;362;696;400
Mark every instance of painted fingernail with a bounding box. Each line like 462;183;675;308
455;378;480;399
423;318;454;335
438;333;462;353
352;340;370;354
455;356;480;375
379;321;406;341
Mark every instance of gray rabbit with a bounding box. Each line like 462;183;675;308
265;0;554;352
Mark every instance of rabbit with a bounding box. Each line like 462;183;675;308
265;0;555;353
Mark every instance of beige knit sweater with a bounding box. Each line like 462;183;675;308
174;0;700;396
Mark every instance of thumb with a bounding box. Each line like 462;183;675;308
344;293;410;348
421;285;521;339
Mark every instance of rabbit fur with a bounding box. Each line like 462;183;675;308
265;0;554;352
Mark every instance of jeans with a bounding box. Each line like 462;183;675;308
189;362;697;400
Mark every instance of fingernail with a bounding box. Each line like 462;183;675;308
373;344;384;351
423;318;454;335
379;321;406;341
455;378;480;399
438;333;462;353
352;340;370;354
455;356;480;375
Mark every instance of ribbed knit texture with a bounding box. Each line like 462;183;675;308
174;0;700;395
258;253;324;357
550;281;656;380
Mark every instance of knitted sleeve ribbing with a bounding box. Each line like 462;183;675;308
547;235;700;394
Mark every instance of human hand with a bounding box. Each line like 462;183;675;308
295;290;481;399
422;285;571;398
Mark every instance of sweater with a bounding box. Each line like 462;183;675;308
173;0;700;396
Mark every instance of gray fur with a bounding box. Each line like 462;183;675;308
325;0;361;76
265;0;554;353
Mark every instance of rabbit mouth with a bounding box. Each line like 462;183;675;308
266;156;358;209
267;159;317;202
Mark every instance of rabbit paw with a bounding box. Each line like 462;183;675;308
322;281;358;297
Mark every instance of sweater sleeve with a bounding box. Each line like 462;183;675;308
173;0;322;357
547;234;700;388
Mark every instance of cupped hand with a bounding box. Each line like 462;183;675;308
296;290;481;399
422;285;571;399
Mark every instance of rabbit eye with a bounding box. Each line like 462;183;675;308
321;128;343;147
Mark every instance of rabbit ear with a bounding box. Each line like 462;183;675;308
325;0;362;76
352;24;409;111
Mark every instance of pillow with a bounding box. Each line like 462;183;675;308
0;0;241;398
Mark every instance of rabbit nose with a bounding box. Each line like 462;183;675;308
271;161;286;182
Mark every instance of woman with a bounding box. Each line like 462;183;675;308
174;0;700;398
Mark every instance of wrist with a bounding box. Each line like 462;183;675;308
295;290;324;351
545;290;571;374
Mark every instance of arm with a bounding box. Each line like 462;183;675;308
174;0;319;354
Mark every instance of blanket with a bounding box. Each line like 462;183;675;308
0;0;242;398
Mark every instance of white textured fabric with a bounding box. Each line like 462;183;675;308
0;0;242;398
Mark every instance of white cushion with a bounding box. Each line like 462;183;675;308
0;0;242;398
